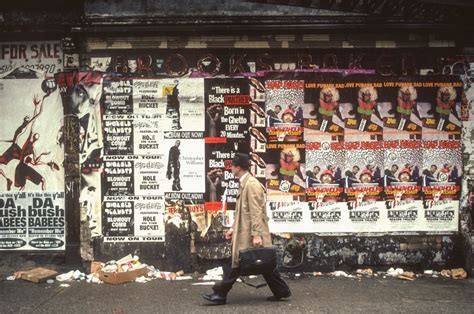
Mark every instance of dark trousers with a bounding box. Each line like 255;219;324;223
213;265;291;298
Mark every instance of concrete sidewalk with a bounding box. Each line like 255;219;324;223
1;274;473;313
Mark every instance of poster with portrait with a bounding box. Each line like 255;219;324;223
265;75;304;142
378;80;423;141
342;78;384;142
383;140;423;230
305;141;345;203
204;142;238;211
342;141;384;230
265;142;306;202
415;77;463;141
303;73;345;142
162;131;205;193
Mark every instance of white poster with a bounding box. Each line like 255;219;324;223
0;78;65;250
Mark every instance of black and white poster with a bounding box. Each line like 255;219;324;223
103;195;165;242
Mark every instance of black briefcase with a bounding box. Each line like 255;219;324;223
239;246;277;276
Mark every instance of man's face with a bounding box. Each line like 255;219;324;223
231;164;240;177
313;166;320;175
391;165;399;174
352;166;359;174
175;141;180;147
402;91;410;102
430;165;437;174
321;174;332;184
128;60;137;72
362;92;371;102
360;174;371;183
323;93;333;103
274;106;281;114
441;92;450;102
399;172;410;182
282;114;294;123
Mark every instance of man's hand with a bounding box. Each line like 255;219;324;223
225;229;233;240
252;235;263;247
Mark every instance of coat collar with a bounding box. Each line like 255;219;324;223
239;172;251;190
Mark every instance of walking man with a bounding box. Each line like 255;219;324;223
203;153;291;305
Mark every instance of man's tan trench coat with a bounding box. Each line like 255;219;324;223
231;173;272;268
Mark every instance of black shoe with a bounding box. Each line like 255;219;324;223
202;293;226;305
266;291;291;302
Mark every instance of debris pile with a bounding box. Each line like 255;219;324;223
4;254;192;285
199;267;223;281
311;267;468;281
4;260;468;286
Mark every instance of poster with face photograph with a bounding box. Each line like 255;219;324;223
305;141;345;203
162;131;205;193
413;77;463;141
342;142;384;200
342;80;384;142
265;142;306;202
265;76;304;142
304;73;345;142
132;78;205;131
382;140;423;230
204;142;238;211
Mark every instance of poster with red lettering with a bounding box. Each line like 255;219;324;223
303;73;345;142
265;74;304;142
265;142;306;202
383;140;423;230
305;141;345;203
421;140;461;231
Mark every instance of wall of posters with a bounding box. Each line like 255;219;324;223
100;77;206;242
263;72;462;233
52;71;463;241
0;77;65;250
